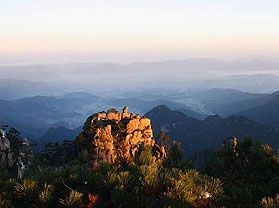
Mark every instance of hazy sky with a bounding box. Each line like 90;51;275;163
1;0;279;64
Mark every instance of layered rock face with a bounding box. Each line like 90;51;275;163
78;106;165;164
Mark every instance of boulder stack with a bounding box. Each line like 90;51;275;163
77;106;166;164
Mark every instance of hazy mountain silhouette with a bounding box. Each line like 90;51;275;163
145;105;279;156
38;126;82;143
237;92;279;127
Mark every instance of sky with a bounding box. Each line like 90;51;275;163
0;0;279;64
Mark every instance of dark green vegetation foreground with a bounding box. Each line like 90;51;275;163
1;135;279;207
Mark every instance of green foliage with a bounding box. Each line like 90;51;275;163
205;136;279;207
136;146;157;166
157;130;171;151
261;195;279;208
38;141;77;167
59;190;83;207
39;183;55;205
14;179;37;198
74;133;86;149
0;143;223;207
136;146;159;189
4;122;279;208
161;169;223;207
14;179;38;207
163;140;193;170
0;192;13;208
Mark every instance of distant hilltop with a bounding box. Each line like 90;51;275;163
75;106;166;164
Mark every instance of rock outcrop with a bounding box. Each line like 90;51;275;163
0;129;13;170
77;106;166;164
0;128;34;177
18;138;34;168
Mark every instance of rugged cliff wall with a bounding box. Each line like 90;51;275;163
76;106;166;164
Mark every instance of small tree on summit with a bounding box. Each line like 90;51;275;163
157;130;171;152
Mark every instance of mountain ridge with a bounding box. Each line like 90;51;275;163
145;105;279;156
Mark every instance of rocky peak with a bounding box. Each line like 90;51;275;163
76;106;166;164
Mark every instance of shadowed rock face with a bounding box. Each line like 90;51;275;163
0;129;13;170
78;106;165;164
0;129;34;175
19;138;34;167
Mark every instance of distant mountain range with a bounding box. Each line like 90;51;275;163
3;59;279;82
0;92;203;140
0;79;62;100
30;96;279;153
2;59;279;93
188;88;269;115
145;105;279;157
190;88;266;110
175;108;207;120
0;92;100;139
191;89;279;127
204;89;279;128
237;92;279;127
1;79;279;153
38;126;82;143
105;98;201;116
